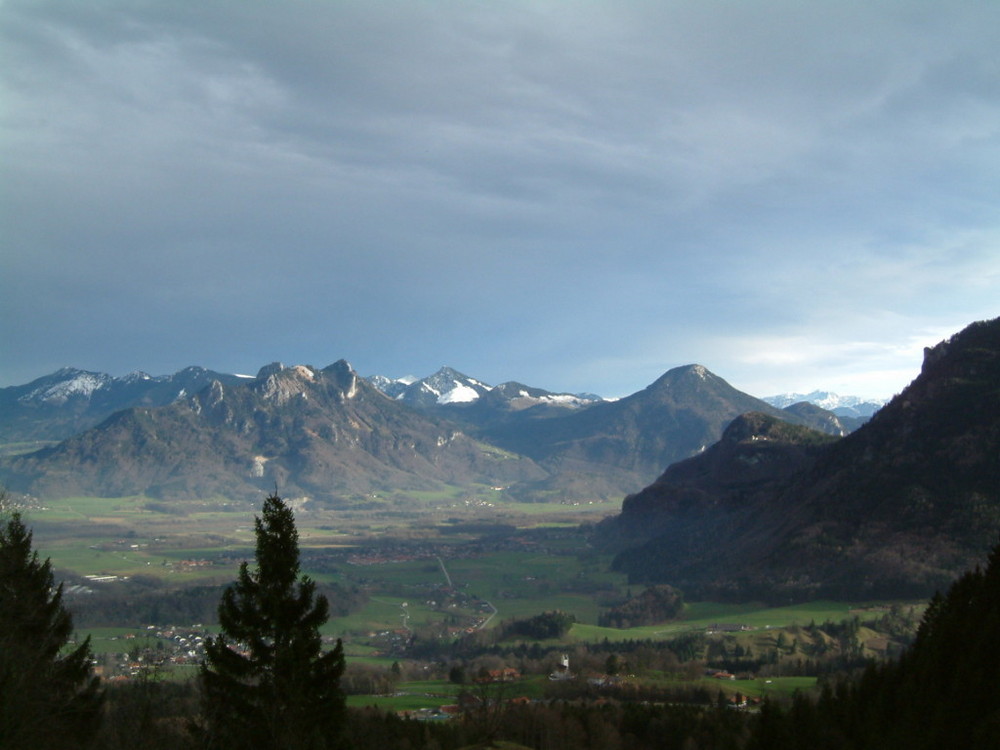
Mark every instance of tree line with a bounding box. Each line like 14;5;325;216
597;583;684;628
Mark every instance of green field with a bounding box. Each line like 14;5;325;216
79;628;162;655
37;493;917;650
730;676;817;698
345;677;552;712
346;679;465;711
17;492;923;706
570;600;888;642
24;493;617;582
342;672;817;714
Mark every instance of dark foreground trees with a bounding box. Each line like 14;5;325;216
0;510;103;749
748;538;1000;749
200;493;346;749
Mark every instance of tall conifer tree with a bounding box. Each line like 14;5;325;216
201;494;345;749
0;510;103;749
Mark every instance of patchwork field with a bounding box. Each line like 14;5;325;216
12;491;923;714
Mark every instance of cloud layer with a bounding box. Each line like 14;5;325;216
2;0;998;398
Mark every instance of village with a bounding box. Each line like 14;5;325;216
91;625;210;680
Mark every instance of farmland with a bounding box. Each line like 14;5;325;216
10;490;923;714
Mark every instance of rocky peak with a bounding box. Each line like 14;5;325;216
645;364;718;393
255;362;287;380
322;360;360;399
253;364;319;404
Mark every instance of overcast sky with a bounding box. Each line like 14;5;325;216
2;1;998;399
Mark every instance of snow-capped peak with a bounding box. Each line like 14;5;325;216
366;366;493;407
762;390;887;417
19;370;113;404
420;368;490;405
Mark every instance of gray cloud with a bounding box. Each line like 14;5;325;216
2;0;998;398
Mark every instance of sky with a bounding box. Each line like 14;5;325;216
2;1;998;400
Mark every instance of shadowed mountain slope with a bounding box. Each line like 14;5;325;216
601;317;1000;601
478;364;814;492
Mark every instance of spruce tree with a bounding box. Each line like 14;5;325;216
200;494;345;749
0;511;103;749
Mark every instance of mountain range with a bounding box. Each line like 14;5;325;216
0;359;858;505
596;316;1000;600
0;366;248;443
2;317;997;600
761;391;885;418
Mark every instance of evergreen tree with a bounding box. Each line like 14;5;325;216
200;494;345;749
0;510;103;749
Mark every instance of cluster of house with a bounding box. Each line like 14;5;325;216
475;667;521;683
94;625;209;679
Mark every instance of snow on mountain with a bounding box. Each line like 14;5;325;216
762;390;886;417
539;393;594;406
365;367;609;413
500;386;597;409
12;366;252;409
367;374;412;399
18;369;114;404
437;382;481;404
367;367;493;407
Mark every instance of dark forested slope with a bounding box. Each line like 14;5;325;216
602;317;1000;600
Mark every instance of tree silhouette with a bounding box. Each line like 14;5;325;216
200;494;345;749
0;509;103;749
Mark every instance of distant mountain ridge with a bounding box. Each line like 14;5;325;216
1;361;879;449
366;367;601;410
3;320;996;604
0;366;247;443
762;390;886;417
384;364;851;500
0;361;547;502
598;317;1000;601
0;358;853;505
